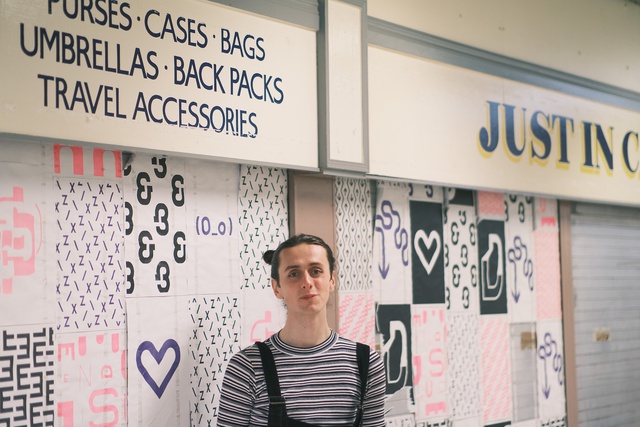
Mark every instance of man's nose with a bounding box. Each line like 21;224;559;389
302;271;313;287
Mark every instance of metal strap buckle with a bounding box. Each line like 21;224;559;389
269;396;286;405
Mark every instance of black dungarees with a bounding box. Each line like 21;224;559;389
256;341;371;427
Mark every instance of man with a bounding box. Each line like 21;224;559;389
217;234;386;426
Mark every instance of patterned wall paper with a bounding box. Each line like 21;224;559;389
480;316;512;424
533;199;558;231
54;176;125;331
121;153;246;426
0;157;54;423
477;191;506;220
533;230;562;321
410;200;445;305
238;165;288;349
376;303;414;412
338;292;376;348
1;138;571;427
408;184;443;204
411;305;447;424
188;295;242;427
477;219;508;315
334;178;376;347
416;419;449;427
124;154;188;297
505;195;536;323
387;414;416;426
540;416;566;427
334;177;373;293
53;144;125;335
0;171;44;298
536;321;565;421
127;296;190;427
0;326;55;426
368;184;567;426
536;200;561;319
443;188;479;313
0;150;51;326
47;144;128;427
238;165;288;291
373;182;412;304
446;312;481;422
184;160;240;296
56;330;127;426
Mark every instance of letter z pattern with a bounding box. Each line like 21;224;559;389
541;416;566;426
238;165;288;291
55;178;125;331
188;296;242;427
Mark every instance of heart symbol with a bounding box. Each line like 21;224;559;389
136;339;181;398
414;229;441;274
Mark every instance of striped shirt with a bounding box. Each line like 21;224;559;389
217;331;386;426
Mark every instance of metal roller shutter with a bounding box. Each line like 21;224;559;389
571;202;640;426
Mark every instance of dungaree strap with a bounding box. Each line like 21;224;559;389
256;341;287;426
256;341;371;427
354;343;370;426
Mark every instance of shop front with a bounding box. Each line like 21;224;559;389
1;1;639;426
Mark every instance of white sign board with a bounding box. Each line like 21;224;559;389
0;0;318;169
368;46;640;207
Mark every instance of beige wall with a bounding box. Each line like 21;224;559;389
288;172;339;331
368;0;640;94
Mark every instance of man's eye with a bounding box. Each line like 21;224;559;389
288;271;299;278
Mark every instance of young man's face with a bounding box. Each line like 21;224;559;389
272;243;335;315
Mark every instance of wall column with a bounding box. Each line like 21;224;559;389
288;171;338;331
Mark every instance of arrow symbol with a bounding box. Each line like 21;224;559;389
375;221;390;279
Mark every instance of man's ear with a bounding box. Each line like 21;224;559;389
271;278;283;299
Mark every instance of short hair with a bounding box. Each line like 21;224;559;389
262;234;336;283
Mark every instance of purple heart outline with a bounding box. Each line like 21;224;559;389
136;339;181;398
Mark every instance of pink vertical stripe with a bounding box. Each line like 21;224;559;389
477;191;505;218
535;229;562;320
481;317;512;422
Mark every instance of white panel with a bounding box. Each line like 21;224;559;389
510;323;538;422
372;181;412;304
0;142;53;326
327;0;364;164
127;296;190;426
505;195;536;323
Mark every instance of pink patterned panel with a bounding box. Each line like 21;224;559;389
534;198;558;230
477;191;505;219
57;331;127;426
480;317;511;423
535;229;562;320
338;293;375;348
54;144;122;178
0;186;42;294
411;307;447;421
